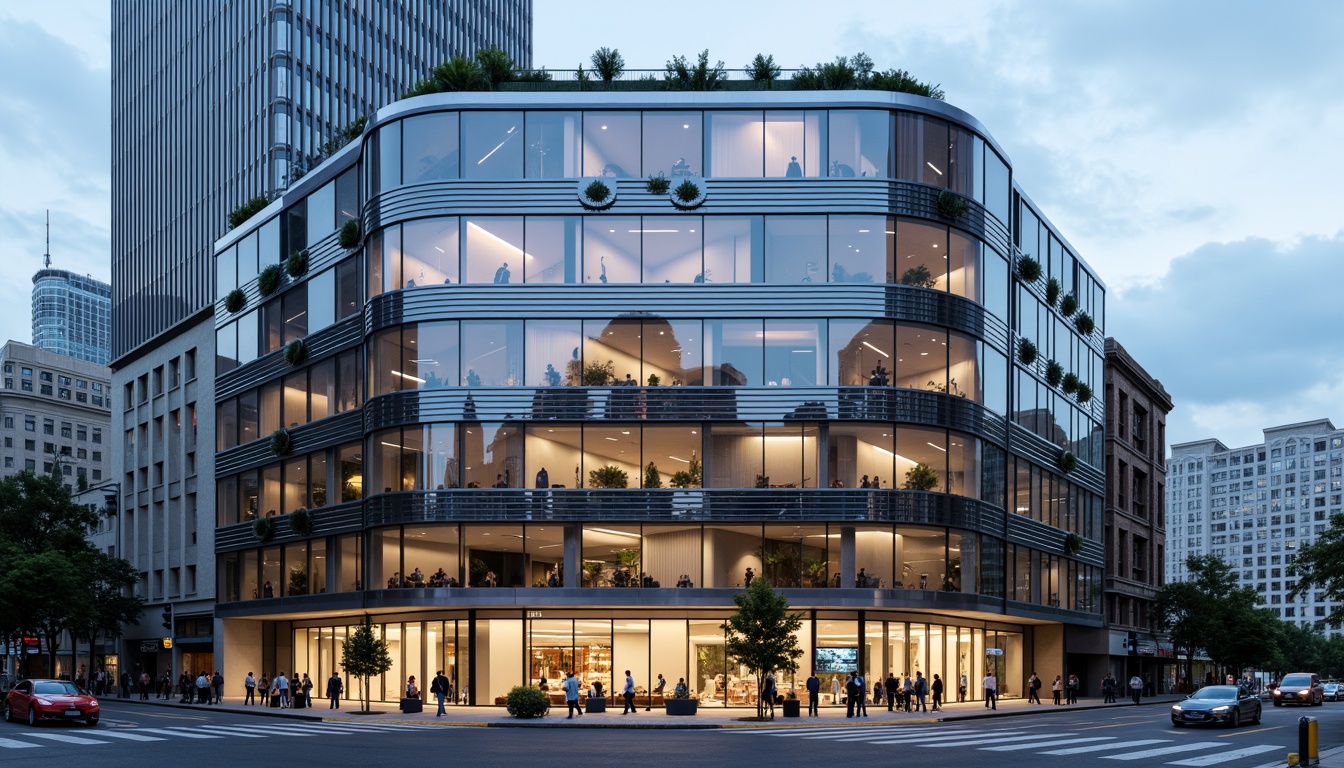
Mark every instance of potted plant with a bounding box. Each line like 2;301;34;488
270;428;293;456
643;462;662;489
588;465;629;489
744;53;781;88
1059;451;1077;473
899;264;938;288
665;687;698;715
229;194;270;229
590;47;624;86
670;176;707;209
903;462;939;491
1017;254;1042;282
1061;372;1080;395
224;288;246;314
258;264;284;297
645;173;670;195
286;249;309;278
1060;293;1078;318
284;339;307;367
1018;338;1038;366
804;559;829;588
505;685;548;718
646;373;661;386
1076;383;1093;404
577;177;617;210
668;454;702;489
252;516;273;542
582;359;615;386
582;561;604;587
339;218;361;249
1063;532;1083;556
617;548;640;572
935;189;968;221
1045;277;1060;307
1045;360;1063;387
289;507;314;536
1075;312;1095;336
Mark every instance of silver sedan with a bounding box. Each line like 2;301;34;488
1171;685;1262;728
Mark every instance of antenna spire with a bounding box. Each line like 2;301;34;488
43;210;51;269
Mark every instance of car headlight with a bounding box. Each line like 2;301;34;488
1211;706;1230;713
1273;690;1282;697
1302;689;1312;696
35;698;53;706
1172;705;1182;712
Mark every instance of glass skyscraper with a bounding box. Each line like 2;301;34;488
31;269;112;365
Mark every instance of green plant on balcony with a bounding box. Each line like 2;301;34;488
590;47;624;86
286;249;308;278
646;373;661;386
224;289;246;314
339;219;361;249
804;559;829;588
1045;359;1063;387
745;53;781;88
1018;338;1038;366
673;178;703;205
1076;383;1093;404
755;474;771;488
643;462;663;489
1060;293;1078;318
936;190;968;221
1075;312;1095;336
1059;451;1077;473
270;428;293;457
1017;254;1042;282
899;264;938;288
258;264;284;297
617;548;641;570
289;507;314;536
588;465;629;489
1063;532;1083;556
252;516;273;542
903;462;939;491
584;179;612;204
1061;372;1080;395
582;359;615;386
288;564;309;596
284;339;307;367
669;453;702;488
645;173;670;195
229;194;270;229
1045;277;1060;307
582;561;604;586
664;50;727;90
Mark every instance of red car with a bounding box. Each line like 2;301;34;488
4;679;100;726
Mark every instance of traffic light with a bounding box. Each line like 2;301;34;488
1126;630;1138;656
161;604;173;631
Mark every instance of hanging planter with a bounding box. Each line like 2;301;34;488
289;507;314;536
936;189;968;221
225;289;246;314
284;339;307;367
1018;338;1038;366
1061;372;1080;395
645;173;671;195
253;516;273;542
270;428;293;456
1060;293;1078;318
670;176;707;210
286;249;309;278
339;219;362;249
1045;359;1063;387
1045;277;1060;307
1075;312;1095;336
1059;451;1077;473
258;264;284;297
1076;383;1093;404
1063;532;1083;556
1017;254;1042;282
577;177;617;210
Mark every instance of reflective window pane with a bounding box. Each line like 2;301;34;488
765;111;824;178
583;111;640;178
525;319;583;387
464;217;523;284
583;217;640;284
525;425;582;489
642;111;702;179
828;110;890;178
763;320;823;387
947;229;981;302
306;181;335;245
644;319;701;386
705;319;762;386
703;216;762;284
402;217;460;286
828;319;893;387
705;111;763;178
642;216;702;284
378;121;401;190
896;218;948;290
526;111;579;178
408;320;459;389
524;217;580;283
765;216;826;284
403;112;460;183
829;424;894;488
895;323;947;392
461;112;523;179
308;267;335;332
460;321;522;386
829;215;892;284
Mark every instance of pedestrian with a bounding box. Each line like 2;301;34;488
196;671;211;704
139;670;151;700
214;670;225;704
762;671;777;719
744;567;754;587
178;671;192;703
958;673;967;702
1052;674;1062;705
903;673;914;712
120;670;130;699
1067;674;1079;704
1129;673;1143;705
983;671;997;710
406;675;419;701
326;671;343;709
1027;672;1041;704
854;669;867;717
885;671;899;712
622;670;637;714
873;678;884;712
431;669;451;716
1102;674;1115;703
844;672;857;718
831;675;841;708
914;671;928;712
276;671;290;708
931;673;944;712
563;671;582;719
244;672;256;705
302;673;313;707
806;671;821;717
651;673;665;711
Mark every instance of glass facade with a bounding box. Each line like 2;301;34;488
214;93;1106;706
31;270;112;365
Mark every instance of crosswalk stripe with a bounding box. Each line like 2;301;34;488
923;733;1075;748
1102;742;1224;761
1164;744;1283;766
189;726;271;738
866;731;1028;745
91;730;168;741
182;725;317;736
1042;738;1169;755
305;722;423;732
133;728;223;739
741;725;933;736
258;725;371;735
0;737;42;749
23;733;110;745
981;736;1118;751
798;728;947;740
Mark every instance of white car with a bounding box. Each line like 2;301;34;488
1323;682;1340;702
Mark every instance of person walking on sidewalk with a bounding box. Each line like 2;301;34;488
762;671;777;719
301;673;313;707
431;669;451;716
326;672;343;709
983;672;997;710
1129;673;1143;705
622;670;637;714
885;672;899;711
931;674;944;712
913;671;928;712
854;670;867;717
1102;673;1115;703
244;672;256;705
195;671;211;705
844;672;857;718
563;671;582;719
1052;674;1063;705
806;672;820;716
1028;672;1042;704
213;671;225;705
903;673;914;712
276;671;290;708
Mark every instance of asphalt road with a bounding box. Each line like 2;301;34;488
4;697;1341;767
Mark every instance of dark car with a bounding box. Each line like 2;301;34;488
4;679;100;726
1272;673;1324;707
1171;685;1262;727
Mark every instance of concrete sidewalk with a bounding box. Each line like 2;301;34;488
104;691;1184;729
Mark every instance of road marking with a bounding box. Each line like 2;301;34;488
1102;742;1224;760
925;733;1077;748
798;728;945;740
91;730;168;741
865;731;1027;745
188;726;271;738
1165;745;1283;766
23;733;110;745
1218;726;1280;738
981;736;1118;751
133;728;223;739
183;724;318;736
1081;722;1144;730
0;738;41;749
1042;738;1169;755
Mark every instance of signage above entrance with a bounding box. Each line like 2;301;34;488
985;648;1004;656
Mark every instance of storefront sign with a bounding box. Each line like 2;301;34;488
986;648;1004;656
527;611;543;618
139;641;159;653
162;638;173;649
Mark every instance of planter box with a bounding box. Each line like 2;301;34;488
782;699;801;718
664;698;698;716
585;697;606;713
399;697;423;714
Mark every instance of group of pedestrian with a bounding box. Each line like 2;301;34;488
238;671;317;708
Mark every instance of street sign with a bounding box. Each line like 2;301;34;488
985;648;1004;656
162;638;173;649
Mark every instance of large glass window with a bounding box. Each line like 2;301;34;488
524;217;579;283
460;321;522;386
283;370;307;428
896;427;946;492
765;111;824;178
217;399;238;451
763;320;823;387
703;216;761;284
899;527;947;590
829;215;892;284
526;320;583;387
583;111;640;178
403;112;460;183
583;317;642;386
378;121;401;191
643;111;702;179
920;116;950;187
947;229;981;302
705;320;762;386
896;218;948;289
829;424;894;489
464;217;523;284
306;181;335;245
526;111;580;178
709;424;762;489
461;112;523;179
855;525;895;587
762;422;819;488
309;358;335;422
583;217;640;284
408;320;460;389
644;524;701;588
829;319;893;387
308;267;335;332
642;217;702;284
828;110;890;178
462;423;522;489
524;425;582;490
464;524;525;586
645;319;702;386
336;255;361;320
703;524;761;587
947;332;981;402
403;218;460;286
706;111;763;178
642;424;701;488
893;323;947;392
282;284;307;343
948;125;976;196
765;216;826;284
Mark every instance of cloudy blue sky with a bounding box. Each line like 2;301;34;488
1;0;1341;451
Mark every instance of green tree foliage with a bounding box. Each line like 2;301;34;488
475;47;516;89
721;579;804;719
1155;554;1278;684
665;50;727;90
505;685;548;717
0;472;142;677
745;54;781;87
903;462;939;491
590;47;624;85
341;614;394;712
228;195;270;230
1289;512;1344;627
792;53;943;99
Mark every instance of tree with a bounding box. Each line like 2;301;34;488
1155;554;1275;684
745;54;781;87
721;579;804;719
341;614;394;713
590;47;624;85
665;50;727;91
1289;512;1344;627
475;47;516;89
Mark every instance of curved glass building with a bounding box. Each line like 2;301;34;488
32;269;112;365
213;89;1106;707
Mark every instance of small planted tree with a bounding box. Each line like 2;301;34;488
1060;293;1078;318
644;462;663;489
669;454;702;488
1045;359;1064;387
1076;383;1093;404
936;190;969;221
745;53;781;88
582;359;615;386
1018;338;1038;366
224;289;246;314
475;47;515;89
665;50;727;90
1045;277;1061;307
339;219;362;249
341;614;394;713
229;195;270;229
590;47;624;86
646;174;671;194
505;685;549;718
722;580;804;720
258;264;284;297
588;465;629;489
286;249;308;278
903;462;939;491
899;264;938;288
1017;254;1042;282
1075;312;1095;336
1061;372;1080;395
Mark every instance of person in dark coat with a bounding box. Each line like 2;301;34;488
327;672;343;709
805;672;821;717
931;674;944;711
885;672;899;711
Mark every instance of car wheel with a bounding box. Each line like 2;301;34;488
1230;709;1240;728
27;706;37;726
84;716;98;727
1253;705;1261;725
